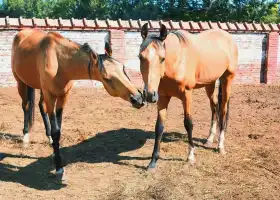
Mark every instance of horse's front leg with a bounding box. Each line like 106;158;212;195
182;90;195;164
56;89;72;131
147;95;171;169
42;89;65;180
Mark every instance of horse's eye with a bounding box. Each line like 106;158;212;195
160;58;165;63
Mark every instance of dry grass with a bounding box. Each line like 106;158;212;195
0;85;280;200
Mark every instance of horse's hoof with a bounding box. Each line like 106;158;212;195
22;133;30;148
48;136;53;145
187;158;196;165
147;162;156;171
218;148;226;155
55;168;66;181
204;140;213;148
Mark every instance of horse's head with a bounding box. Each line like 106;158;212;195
88;43;145;109
139;23;168;103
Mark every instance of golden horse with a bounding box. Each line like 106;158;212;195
11;29;145;179
139;23;238;169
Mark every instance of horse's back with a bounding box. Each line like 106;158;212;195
12;29;47;88
191;29;238;84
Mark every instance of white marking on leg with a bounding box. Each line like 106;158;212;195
23;133;30;144
187;145;195;163
55;168;66;181
207;120;217;143
55;168;64;175
215;79;220;89
218;130;226;154
48;136;53;144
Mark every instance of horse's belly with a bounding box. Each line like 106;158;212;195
196;66;226;84
195;55;228;84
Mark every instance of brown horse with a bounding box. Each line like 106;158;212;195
139;23;238;169
12;29;145;179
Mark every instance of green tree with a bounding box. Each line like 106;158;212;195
261;2;279;23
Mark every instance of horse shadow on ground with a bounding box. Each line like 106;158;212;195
0;128;196;191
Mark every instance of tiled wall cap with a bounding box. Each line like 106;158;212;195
0;17;278;33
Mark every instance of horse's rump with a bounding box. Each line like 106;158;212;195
12;29;47;89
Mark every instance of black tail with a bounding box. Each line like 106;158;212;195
27;86;35;130
216;79;230;132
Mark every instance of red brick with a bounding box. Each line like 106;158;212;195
226;22;237;31
179;20;191;30
208;21;219;29
199;21;210;30
218;22;228;30
58;18;72;28
19;17;33;27
149;20;160;29
95;19;108;28
189;21;200;31
71;18;84;28
169;20;180;29
159;20;171;29
33;18;46;27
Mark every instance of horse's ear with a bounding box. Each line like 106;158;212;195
105;42;112;56
141;23;149;40
159;24;167;41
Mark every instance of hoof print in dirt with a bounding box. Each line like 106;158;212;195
248;134;263;140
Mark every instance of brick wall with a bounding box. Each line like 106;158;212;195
232;33;267;84
0;29;278;88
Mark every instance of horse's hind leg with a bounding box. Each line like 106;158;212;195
17;81;29;145
182;90;195;164
204;80;219;147
17;81;35;147
38;90;52;144
218;72;235;154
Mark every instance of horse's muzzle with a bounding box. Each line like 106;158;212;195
130;90;145;109
144;90;159;103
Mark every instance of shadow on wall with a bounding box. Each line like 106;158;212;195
260;35;268;83
0;128;185;191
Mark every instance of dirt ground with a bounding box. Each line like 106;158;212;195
0;84;280;200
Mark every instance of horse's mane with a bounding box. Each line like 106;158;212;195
140;33;164;53
80;42;131;81
170;30;187;44
140;31;187;53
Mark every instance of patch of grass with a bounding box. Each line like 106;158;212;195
0;121;8;132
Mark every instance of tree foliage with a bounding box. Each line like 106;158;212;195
0;0;279;23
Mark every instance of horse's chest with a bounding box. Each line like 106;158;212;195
158;77;186;98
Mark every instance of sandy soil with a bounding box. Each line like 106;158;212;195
0;84;280;200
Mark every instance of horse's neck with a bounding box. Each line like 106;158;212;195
164;33;197;84
60;47;99;81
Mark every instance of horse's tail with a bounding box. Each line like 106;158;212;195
27;85;35;130
216;79;230;132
